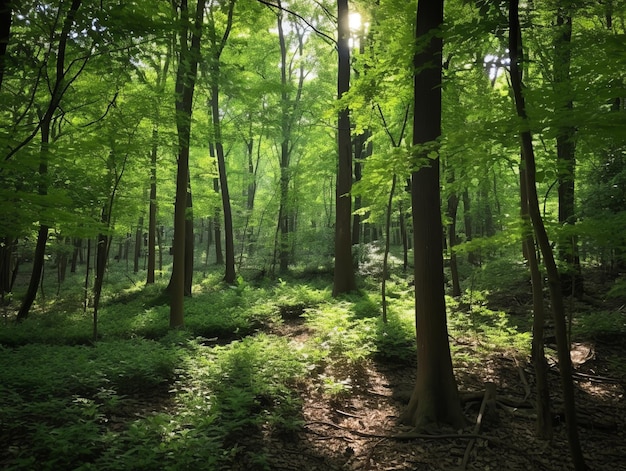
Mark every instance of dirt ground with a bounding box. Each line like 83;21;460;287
239;291;626;471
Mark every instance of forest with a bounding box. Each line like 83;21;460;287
1;0;625;469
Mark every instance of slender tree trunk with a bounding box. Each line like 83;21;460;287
401;0;465;430
462;189;475;265
509;2;586;468
16;0;82;321
554;6;581;294
0;0;12;91
207;1;235;283
133;216;143;273
520;165;553;440
170;0;205;328
93;207;111;342
381;175;397;324
399;201;409;272
147;128;158;284
332;0;356;296
184;179;194;296
447;170;461;297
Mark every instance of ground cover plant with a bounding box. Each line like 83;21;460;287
1;254;625;470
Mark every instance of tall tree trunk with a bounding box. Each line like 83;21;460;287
554;6;580;293
332;0;356;296
462;189;476;265
381;174;397;324
401;0;465;429
0;0;11;91
133;216;143;273
509;2;586;468
520;165;553;440
184;179;194;296
147;128;158;284
170;0;206;328
446;169;461;297
16;0;82;321
206;1;235;283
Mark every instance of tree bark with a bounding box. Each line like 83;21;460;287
0;0;11;91
16;0;82;321
332;0;356;296
446;169;461;297
520;165;553;440
509;1;586;468
401;0;465;429
554;6;581;294
147;128;158;284
207;0;236;283
170;0;205;328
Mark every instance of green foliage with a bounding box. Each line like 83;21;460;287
572;311;626;340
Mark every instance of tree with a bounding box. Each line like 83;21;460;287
400;0;465;429
16;0;83;321
206;0;236;284
170;0;206;328
332;0;356;296
508;0;586;467
0;0;11;90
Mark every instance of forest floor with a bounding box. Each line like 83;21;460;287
241;322;626;470
236;275;626;471
2;263;626;470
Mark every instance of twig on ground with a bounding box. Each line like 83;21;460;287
461;382;496;470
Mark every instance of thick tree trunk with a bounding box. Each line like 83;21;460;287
170;0;205;328
401;0;465;430
332;0;356;296
509;2;586;468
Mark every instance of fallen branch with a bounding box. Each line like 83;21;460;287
461;382;496;470
305;420;493;441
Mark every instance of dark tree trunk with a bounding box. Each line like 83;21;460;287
446;170;461;297
16;0;82;321
554;7;581;294
509;2;586;468
170;0;205;328
184;181;193;296
520;166;553;440
0;0;12;90
332;0;356;296
133;216;143;273
207;1;235;283
147;128;158;284
400;0;465;430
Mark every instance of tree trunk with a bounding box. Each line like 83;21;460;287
509;2;586;468
16;0;82;321
332;0;356;296
147;128;158;284
170;0;206;328
446;170;461;297
520;166;553;440
554;6;581;294
381;175;397;324
207;1;235;283
184;180;194;296
462;189;476;265
400;0;465;430
133;216;143;273
0;0;12;91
